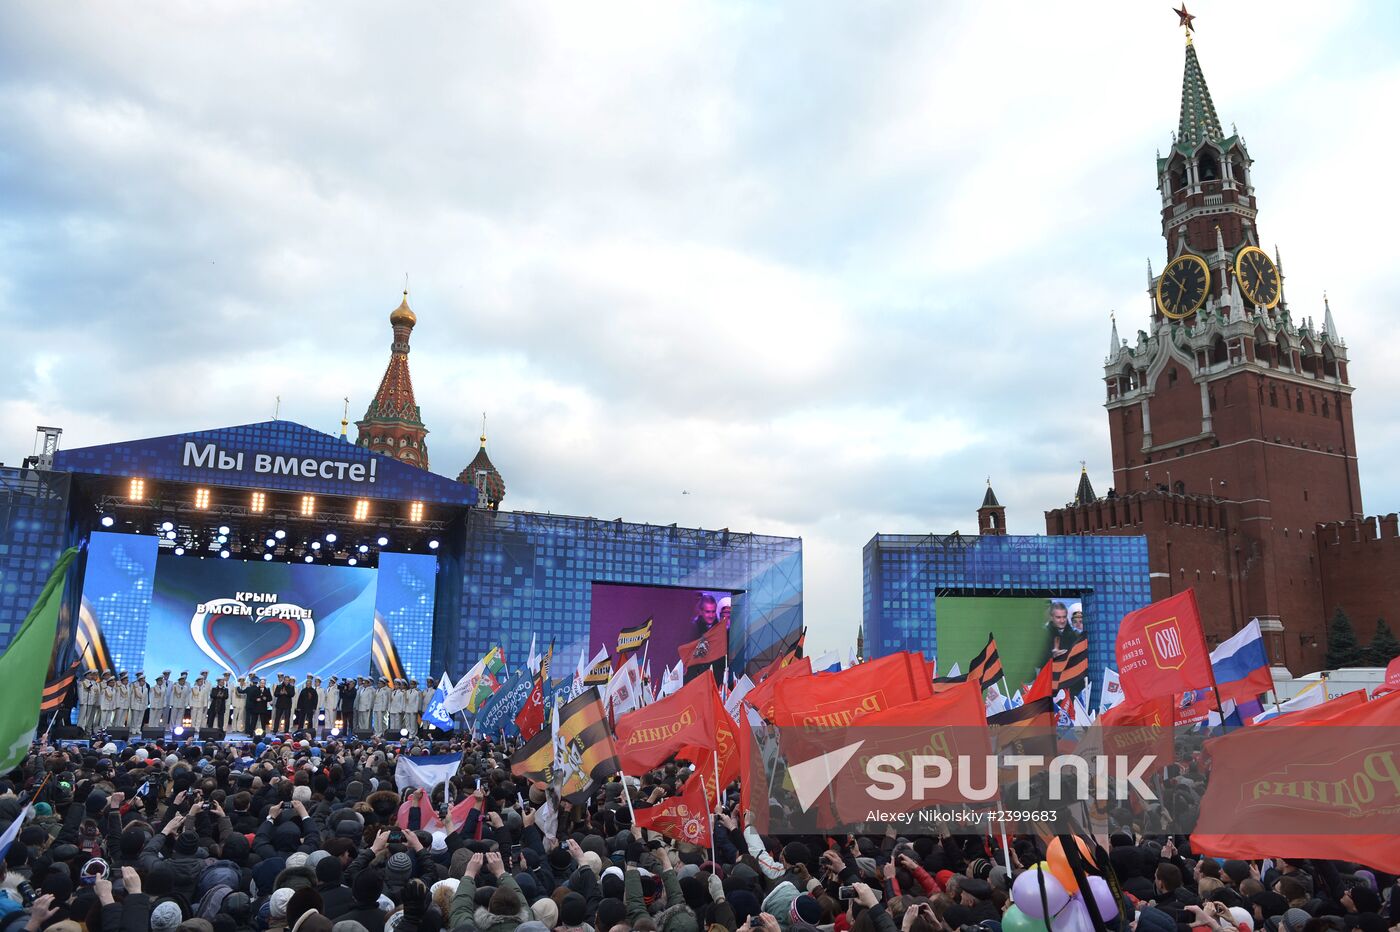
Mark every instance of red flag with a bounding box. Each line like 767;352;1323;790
397;791;441;832
1098;694;1174;774
515;671;546;740
770;652;929;728
1115;589;1215;704
634;774;713;847
745;657;812;722
1023;660;1054;704
614;673;718;773
1374;658;1400;698
681;690;740;809
1192;688;1400;871
678;625;729;670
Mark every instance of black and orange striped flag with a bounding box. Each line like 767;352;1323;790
968;633;1004;691
372;615;405;682
1052;636;1089;692
41;659;81;712
509;727;556;783
76;601;113;673
552;687;620;804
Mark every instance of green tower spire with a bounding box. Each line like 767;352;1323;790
1178;39;1224;146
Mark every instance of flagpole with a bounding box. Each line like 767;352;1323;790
618;769;637;822
997;821;1013;877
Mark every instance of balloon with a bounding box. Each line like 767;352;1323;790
1045;836;1096;893
1012;866;1070;920
1050;897;1095;932
1001;905;1044;932
1085;876;1119;922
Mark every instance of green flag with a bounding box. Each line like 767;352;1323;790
0;548;77;771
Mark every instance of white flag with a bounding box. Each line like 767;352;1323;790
526;635;541;675
606;653;644;716
724;674;754;719
0;804;32;861
658;661;684;698
443;662;481;714
1099;668;1125;713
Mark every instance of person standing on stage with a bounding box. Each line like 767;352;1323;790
168;671;192;729
112;672;131;732
295;674;319;730
417;679;433;732
208;674;229;729
127;672;149;734
151;671;171;727
371;677;391;733
272;674;296;732
229;675;247;731
317;676;333;729
385;679;405;733
338;676;357;732
77;671;100;733
190;672;211;730
97;673;118;731
244;674;272;733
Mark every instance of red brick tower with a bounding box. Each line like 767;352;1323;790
1049;29;1359;671
977;482;1006;536
356;291;430;469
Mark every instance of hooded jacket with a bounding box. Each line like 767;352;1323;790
448;873;533;932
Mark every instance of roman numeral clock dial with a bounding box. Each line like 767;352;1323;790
1155;254;1210;320
1234;245;1281;309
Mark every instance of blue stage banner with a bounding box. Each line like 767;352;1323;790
375;552;437;682
146;556;377;679
78;531;160;672
52;420;476;506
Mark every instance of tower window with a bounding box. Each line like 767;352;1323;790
1198;152;1220;181
1296;394;1304;412
1322;398;1330;418
1168;367;1178;385
1269;385;1278;407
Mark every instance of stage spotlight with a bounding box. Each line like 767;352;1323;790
194;488;211;509
428;539;440;550
400;728;409;737
174;546;185;556
274;529;287;540
255;728;265;737
263;553;273;561
218;525;230;535
100;515;114;527
330;727;341;736
161;521;174;532
304;555;313;563
300;495;315;516
409;501;424;522
357;544;369;554
250;491;266;513
348;558;357;566
220;550;230;559
165;531;177;540
128;478;146;501
311;541;321;551
325;532;337;543
173;725;185;736
377;536;389;547
266;538;275;547
216;534;228;544
353;499;370;520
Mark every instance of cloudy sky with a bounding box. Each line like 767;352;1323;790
3;1;1397;654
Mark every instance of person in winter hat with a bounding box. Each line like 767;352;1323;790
625;846;699;932
449;852;533;932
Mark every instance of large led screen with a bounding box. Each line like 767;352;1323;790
934;595;1087;693
589;582;739;674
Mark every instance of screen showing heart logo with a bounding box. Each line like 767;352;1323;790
146;556;377;680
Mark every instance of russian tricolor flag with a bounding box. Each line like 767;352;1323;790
1212;619;1274;704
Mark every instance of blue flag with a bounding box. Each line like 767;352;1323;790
420;674;456;731
477;669;534;737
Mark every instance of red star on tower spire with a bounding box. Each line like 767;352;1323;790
1173;3;1197;35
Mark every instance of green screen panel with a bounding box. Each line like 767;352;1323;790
934;595;1082;692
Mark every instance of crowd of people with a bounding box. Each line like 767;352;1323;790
71;672;435;737
2;728;1397;932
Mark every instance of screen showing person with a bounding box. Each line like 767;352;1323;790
588;583;739;682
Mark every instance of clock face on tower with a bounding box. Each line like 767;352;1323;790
1234;245;1281;309
1156;254;1211;320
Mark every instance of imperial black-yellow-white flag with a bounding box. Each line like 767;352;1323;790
552;687;620;804
616;617;653;655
